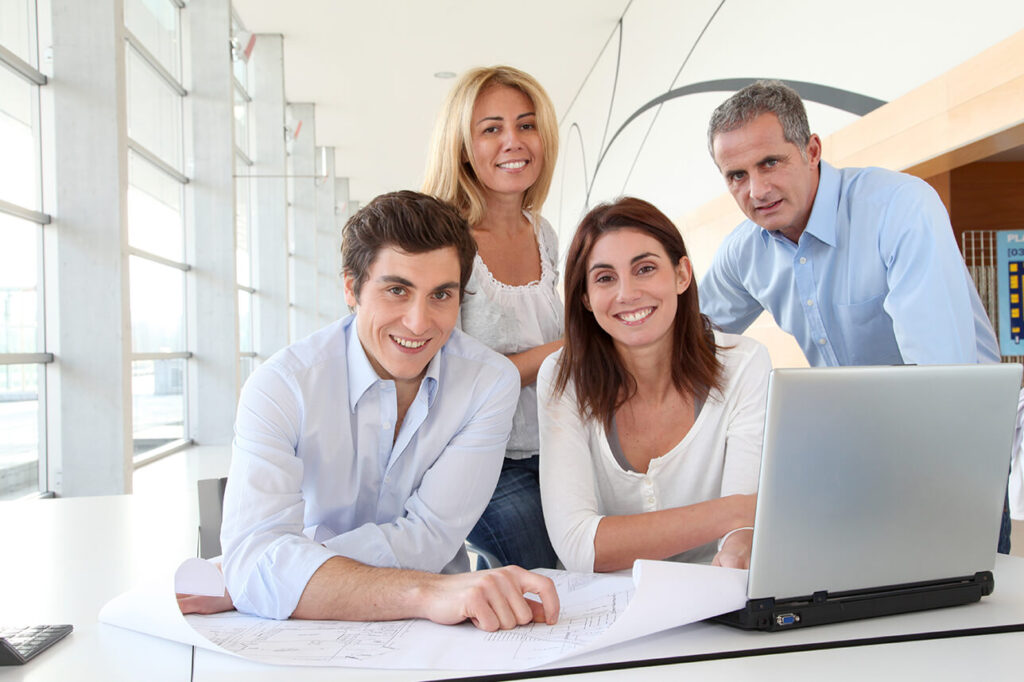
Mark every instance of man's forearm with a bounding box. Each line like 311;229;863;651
291;555;434;621
291;555;561;632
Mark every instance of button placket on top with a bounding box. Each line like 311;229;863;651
640;473;657;511
793;242;838;366
376;380;398;482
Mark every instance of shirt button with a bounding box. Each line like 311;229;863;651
799;257;807;264
382;422;392;430
806;299;814;306
647;496;655;503
818;338;827;345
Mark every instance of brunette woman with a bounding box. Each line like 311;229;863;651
538;197;770;572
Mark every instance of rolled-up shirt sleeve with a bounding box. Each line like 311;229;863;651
537;352;604;573
879;182;987;365
221;365;336;620
719;341;771;497
699;233;765;335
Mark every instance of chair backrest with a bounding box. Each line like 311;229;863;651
197;477;228;559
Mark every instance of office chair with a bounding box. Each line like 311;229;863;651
197;477;228;559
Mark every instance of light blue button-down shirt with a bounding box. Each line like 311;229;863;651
699;161;999;367
221;315;519;619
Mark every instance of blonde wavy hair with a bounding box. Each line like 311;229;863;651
422;65;559;226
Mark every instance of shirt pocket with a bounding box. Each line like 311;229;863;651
833;295;903;365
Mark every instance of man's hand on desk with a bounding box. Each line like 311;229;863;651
176;560;235;615
177;589;234;615
420;566;560;632
711;528;753;569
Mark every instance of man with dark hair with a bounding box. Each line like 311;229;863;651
207;191;558;630
699;81;1010;552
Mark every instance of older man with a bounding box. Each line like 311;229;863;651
699;80;1009;552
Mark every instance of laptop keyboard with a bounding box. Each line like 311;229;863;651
0;625;73;666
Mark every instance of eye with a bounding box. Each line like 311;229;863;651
387;285;406;296
520;122;536;131
431;290;453;301
482;125;499;134
636;264;656;276
728;171;746;183
593;273;615;284
764;158;779;168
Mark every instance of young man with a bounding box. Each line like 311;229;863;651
698;80;1009;552
207;191;558;631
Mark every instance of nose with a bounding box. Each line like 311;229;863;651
502;126;523;151
616;277;640;303
749;170;770;201
403;297;430;336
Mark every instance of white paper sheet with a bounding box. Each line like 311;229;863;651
99;558;747;670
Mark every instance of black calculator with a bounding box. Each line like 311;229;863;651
0;625;73;665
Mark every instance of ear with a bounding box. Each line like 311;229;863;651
343;271;359;308
676;256;693;295
805;133;822;167
582;292;592;311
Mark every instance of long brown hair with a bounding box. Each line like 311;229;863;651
552;197;724;429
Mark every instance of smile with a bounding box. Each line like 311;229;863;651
755;199;782;211
390;334;428;349
497;160;527;170
615;307;654;325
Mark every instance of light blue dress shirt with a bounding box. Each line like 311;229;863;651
220;314;519;619
699;161;999;367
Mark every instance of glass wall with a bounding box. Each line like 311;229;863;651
0;0;48;499
233;13;257;385
124;0;189;458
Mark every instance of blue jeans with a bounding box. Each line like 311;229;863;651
468;455;557;570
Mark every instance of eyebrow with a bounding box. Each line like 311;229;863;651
475;111;537;125
379;275;459;293
379;275;415;288
588;251;660;273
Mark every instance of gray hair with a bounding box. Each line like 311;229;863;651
707;80;811;159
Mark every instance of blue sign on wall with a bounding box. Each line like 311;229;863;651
996;230;1024;356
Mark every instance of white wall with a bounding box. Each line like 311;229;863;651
548;0;1024;269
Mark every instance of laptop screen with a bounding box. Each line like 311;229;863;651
747;364;1020;601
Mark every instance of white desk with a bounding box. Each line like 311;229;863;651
3;495;1022;681
0;495;195;682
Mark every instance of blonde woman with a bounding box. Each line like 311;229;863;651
423;66;562;569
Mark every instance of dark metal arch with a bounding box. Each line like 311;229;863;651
589;78;887;191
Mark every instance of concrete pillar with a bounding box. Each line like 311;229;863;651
287;102;318;340
250;33;288;358
315;146;340;325
186;0;237;445
40;0;132;495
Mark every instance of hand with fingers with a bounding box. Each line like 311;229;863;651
421;565;560;632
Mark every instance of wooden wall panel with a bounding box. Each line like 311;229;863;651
950;162;1024;235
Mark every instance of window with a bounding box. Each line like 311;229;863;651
124;0;189;459
0;0;49;499
233;13;257;385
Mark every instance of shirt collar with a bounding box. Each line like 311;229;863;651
346;315;443;412
758;160;839;248
346;316;379;413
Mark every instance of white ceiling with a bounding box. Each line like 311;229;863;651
232;0;632;207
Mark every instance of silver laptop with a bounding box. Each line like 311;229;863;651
718;363;1021;630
